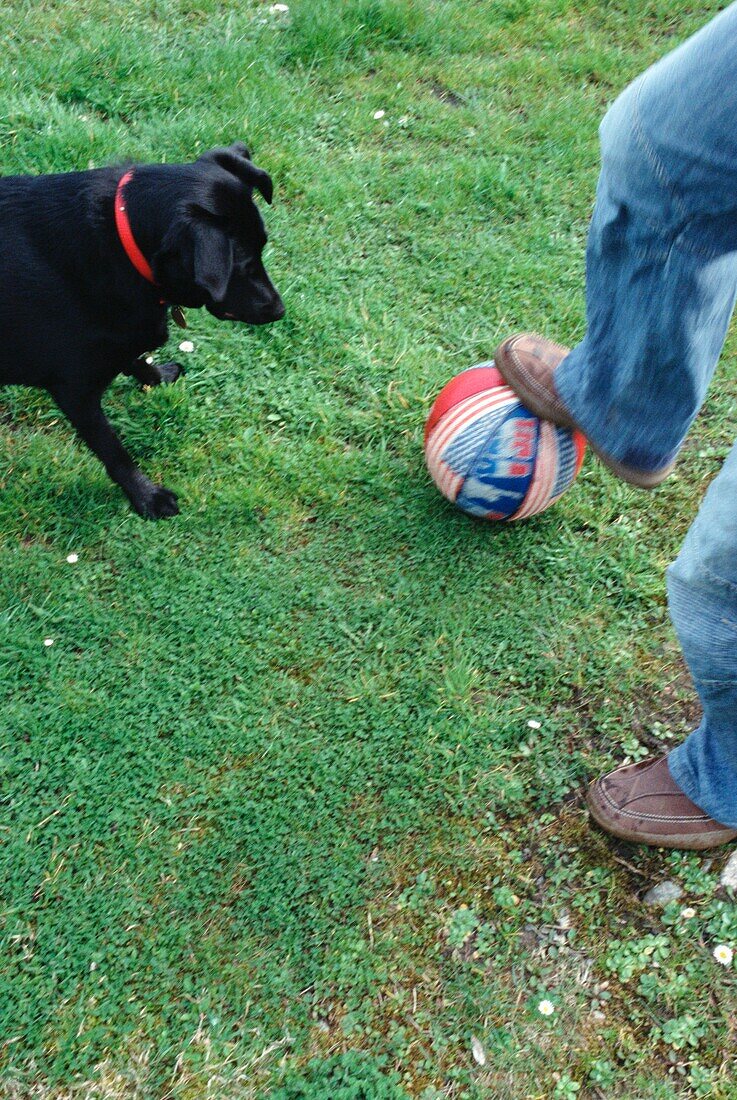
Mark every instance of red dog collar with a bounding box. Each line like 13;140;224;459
114;169;157;286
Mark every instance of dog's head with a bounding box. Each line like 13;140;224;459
151;143;284;325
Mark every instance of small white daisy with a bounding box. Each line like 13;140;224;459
66;553;79;564
680;907;696;920
43;638;54;647
178;340;194;353
470;1035;486;1066
373;109;386;120
714;944;733;967
537;999;555;1017
527;719;542;730
270;3;289;11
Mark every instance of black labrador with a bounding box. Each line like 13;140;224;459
0;142;284;519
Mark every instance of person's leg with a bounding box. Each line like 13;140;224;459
667;441;737;828
574;15;737;845
494;5;737;847
586;442;737;849
499;2;737;479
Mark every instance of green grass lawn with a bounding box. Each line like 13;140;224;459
2;1;737;1096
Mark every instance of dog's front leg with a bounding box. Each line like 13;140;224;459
123;357;184;387
49;382;179;520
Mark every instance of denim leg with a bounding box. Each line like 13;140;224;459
667;442;737;828
556;2;737;469
553;5;737;822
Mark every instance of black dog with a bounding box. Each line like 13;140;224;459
0;143;284;519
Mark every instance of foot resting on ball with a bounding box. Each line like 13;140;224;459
495;333;676;489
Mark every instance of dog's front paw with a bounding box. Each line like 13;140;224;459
131;483;180;520
157;361;184;384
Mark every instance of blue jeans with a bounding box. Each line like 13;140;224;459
554;4;737;827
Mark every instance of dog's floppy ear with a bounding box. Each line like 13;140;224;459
200;145;273;205
225;141;252;160
152;212;234;303
190;219;234;302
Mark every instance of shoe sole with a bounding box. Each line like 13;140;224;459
586;787;737;850
587;441;675;490
495;336;675;490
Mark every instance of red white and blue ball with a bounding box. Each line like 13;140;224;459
424;363;586;521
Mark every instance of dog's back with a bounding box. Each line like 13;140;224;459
0;171;114;385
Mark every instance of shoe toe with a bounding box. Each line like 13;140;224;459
586;775;620;830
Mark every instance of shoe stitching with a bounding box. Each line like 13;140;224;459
598;781;712;824
625;788;692;804
506;335;570;419
527;331;570;357
528;331;570;357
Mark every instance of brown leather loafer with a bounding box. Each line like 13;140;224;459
494;333;676;489
587;755;737;850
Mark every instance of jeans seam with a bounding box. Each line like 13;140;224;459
619;215;724;264
697;559;737;596
630;81;724;262
671;551;737;596
632;79;689;221
668;228;724;262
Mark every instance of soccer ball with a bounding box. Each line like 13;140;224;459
424;363;586;521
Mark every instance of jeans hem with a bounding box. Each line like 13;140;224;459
555;350;681;471
668;744;737;831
